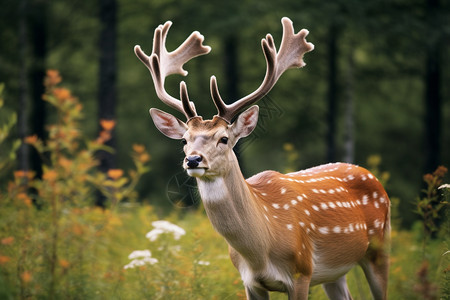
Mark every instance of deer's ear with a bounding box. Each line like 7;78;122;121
230;105;259;143
150;108;187;139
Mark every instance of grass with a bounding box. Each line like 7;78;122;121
1;202;447;299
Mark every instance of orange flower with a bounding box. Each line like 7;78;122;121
132;144;146;154
107;169;123;180
59;259;70;269
14;170;27;178
43;169;58;182
24;135;38;144
20;271;32;283
45;70;62;86
139;153;150;163
17;193;32;207
0;256;11;265
53;88;71;101
1;237;14;245
100;119;116;131
58;157;72;170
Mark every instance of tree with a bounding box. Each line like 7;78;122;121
97;0;117;181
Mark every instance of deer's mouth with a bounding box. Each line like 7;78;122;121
186;167;207;177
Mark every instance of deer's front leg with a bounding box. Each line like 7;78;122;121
245;286;269;300
288;275;311;300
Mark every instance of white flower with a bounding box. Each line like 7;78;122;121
128;250;152;260
197;260;210;266
438;184;450;190
124;257;158;269
146;220;186;242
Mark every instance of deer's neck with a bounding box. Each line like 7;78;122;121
196;155;271;264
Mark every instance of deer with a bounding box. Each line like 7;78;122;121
134;17;390;300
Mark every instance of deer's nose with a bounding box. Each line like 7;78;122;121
186;155;202;168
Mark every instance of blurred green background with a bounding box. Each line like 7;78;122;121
1;0;449;227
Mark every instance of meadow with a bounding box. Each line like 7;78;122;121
0;72;448;299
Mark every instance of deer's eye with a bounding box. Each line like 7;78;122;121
219;137;229;144
181;138;187;145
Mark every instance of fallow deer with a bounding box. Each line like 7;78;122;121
135;17;390;300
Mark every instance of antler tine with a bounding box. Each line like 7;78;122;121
212;17;314;123
134;21;211;120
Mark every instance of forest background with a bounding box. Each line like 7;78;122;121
0;0;449;298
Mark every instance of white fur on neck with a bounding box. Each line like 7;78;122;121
197;177;228;203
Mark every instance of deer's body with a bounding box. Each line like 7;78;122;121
135;18;390;299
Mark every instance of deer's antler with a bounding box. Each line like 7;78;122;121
134;21;211;120
211;17;314;123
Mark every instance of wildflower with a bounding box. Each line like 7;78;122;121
100;119;116;131
24;135;38;144
439;184;450;190
128;250;152;260
45;70;62;86
197;260;211;266
0;256;11;264
138;153;150;163
1;237;14;245
53;88;71;101
59;259;70;269
124;250;158;269
20;271;32;283
43;169;58;182
132;144;146;154
146;220;186;242
107;169;123;180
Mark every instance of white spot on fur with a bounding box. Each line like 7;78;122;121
299;222;305;227
304;209;311;216
287;224;293;231
373;191;378;199
283;204;290;210
272;203;280;209
362;195;369;205
312;205;320;211
291;199;298;205
312;189;319;193
333;226;341;233
321;203;328;210
319;227;329;234
328;202;336;209
281;187;287;194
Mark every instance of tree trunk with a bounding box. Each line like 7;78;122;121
97;0;117;206
18;0;29;172
423;0;442;174
29;0;48;178
326;24;339;163
343;49;355;164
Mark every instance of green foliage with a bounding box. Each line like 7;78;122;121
415;166;448;255
0;83;21;173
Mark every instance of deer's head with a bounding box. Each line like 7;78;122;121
135;18;314;179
